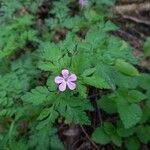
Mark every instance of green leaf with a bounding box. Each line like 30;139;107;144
42;43;61;62
47;75;57;92
0;15;36;59
103;122;115;135
115;59;139;76
92;127;111;145
114;73;138;89
127;90;146;103
38;61;55;71
96;64;116;90
22;86;51;105
117;100;142;128
29;127;63;150
137;125;150;144
55;96;92;125
98;96;117;114
50;135;64;150
111;134;122;147
144;37;150;57
36;108;58;129
82;68;96;76
125;137;140;150
10;141;28;150
138;73;150;90
37;108;50;121
47;108;59;125
85;9;102;21
70;51;89;74
140;101;150;123
76;81;87;98
83;75;110;89
102;21;118;31
117;122;136;137
38;42;62;69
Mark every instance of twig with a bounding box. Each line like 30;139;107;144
114;2;150;13
95;95;103;125
80;125;99;150
97;105;103;125
123;15;150;26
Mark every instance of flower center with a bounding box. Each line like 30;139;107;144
64;77;68;82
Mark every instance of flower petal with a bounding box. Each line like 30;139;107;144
79;0;88;6
59;81;67;92
67;81;76;90
68;74;77;82
55;76;64;84
62;69;69;79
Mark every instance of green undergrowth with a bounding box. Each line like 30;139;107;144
0;0;149;149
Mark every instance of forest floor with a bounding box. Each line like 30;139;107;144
114;0;150;71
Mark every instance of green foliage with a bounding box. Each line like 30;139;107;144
0;0;149;149
0;0;43;22
125;137;140;150
98;87;148;128
92;122;122;147
29;126;63;150
115;59;139;76
98;96;117;114
0;15;38;59
117;101;142;129
22;86;52;105
144;37;150;57
117;122;136;138
137;125;150;144
92;126;111;145
96;80;149;147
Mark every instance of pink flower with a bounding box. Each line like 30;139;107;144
79;0;88;6
55;69;77;92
